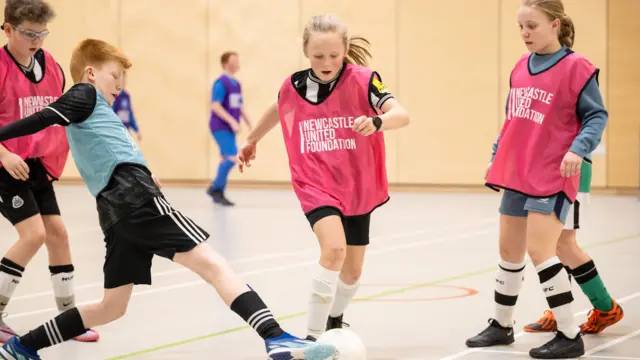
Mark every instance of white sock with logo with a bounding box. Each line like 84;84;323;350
50;265;76;312
0;258;24;314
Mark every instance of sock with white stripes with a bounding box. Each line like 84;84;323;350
307;264;340;338
329;278;359;317
19;307;85;351
0;258;24;313
50;265;76;312
230;290;284;340
494;260;526;328
536;257;580;339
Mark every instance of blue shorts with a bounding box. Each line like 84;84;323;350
212;130;237;157
499;190;572;224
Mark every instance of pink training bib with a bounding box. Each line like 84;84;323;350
0;48;68;179
486;51;598;202
278;64;389;216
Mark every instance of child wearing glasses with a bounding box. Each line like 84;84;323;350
0;0;98;344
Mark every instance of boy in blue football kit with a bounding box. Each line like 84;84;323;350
112;72;141;141
207;51;252;206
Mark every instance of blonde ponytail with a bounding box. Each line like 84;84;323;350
346;36;372;66
558;14;575;48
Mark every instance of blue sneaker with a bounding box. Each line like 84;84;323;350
0;337;40;360
265;332;338;360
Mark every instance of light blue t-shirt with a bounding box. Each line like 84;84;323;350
65;85;147;197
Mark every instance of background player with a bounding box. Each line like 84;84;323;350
207;51;252;206
466;0;608;358
0;0;97;343
112;71;141;141
0;38;337;360
238;14;410;341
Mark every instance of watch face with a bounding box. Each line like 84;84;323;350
373;117;382;130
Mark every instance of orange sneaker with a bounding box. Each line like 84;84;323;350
580;300;624;334
524;310;557;333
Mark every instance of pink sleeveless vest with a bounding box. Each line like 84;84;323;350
278;64;389;216
486;52;597;202
0;48;68;179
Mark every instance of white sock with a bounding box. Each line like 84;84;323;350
0;259;24;313
51;270;76;312
536;257;580;339
329;279;359;317
0;273;21;313
307;264;340;338
494;260;526;328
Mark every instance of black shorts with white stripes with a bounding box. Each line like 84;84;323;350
103;195;210;289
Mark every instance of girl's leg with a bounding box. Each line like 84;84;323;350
466;190;528;348
304;209;348;339
327;213;370;329
525;195;584;358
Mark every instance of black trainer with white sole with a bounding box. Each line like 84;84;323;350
465;318;515;348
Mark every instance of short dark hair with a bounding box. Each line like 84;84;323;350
3;0;55;28
220;51;237;66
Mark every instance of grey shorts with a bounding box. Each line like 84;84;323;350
499;190;572;224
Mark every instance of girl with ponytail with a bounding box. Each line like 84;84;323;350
467;1;614;358
239;14;409;341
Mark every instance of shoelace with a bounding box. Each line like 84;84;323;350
582;309;599;331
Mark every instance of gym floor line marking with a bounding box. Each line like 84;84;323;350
439;237;640;360
476;348;640;360
354;284;478;302
106;233;639;360
583;328;640;356
7;227;497;320
11;218;496;302
441;291;640;360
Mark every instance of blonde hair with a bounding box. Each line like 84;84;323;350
523;0;575;48
69;39;132;83
302;14;372;66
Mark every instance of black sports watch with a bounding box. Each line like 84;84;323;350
372;116;382;131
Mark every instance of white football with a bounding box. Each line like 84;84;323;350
316;329;366;360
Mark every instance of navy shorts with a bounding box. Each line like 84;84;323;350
499;190;572;224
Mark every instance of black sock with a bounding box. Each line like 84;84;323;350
19;308;86;351
230;290;285;340
49;264;74;275
0;258;24;277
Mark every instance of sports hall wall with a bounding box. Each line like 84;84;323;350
6;0;639;189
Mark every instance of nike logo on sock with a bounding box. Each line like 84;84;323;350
62;302;72;307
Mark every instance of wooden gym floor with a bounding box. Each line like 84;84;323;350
1;185;638;359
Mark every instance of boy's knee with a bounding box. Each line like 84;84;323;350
100;298;129;321
19;227;47;249
45;225;69;248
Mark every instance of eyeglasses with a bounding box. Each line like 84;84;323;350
3;24;49;41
